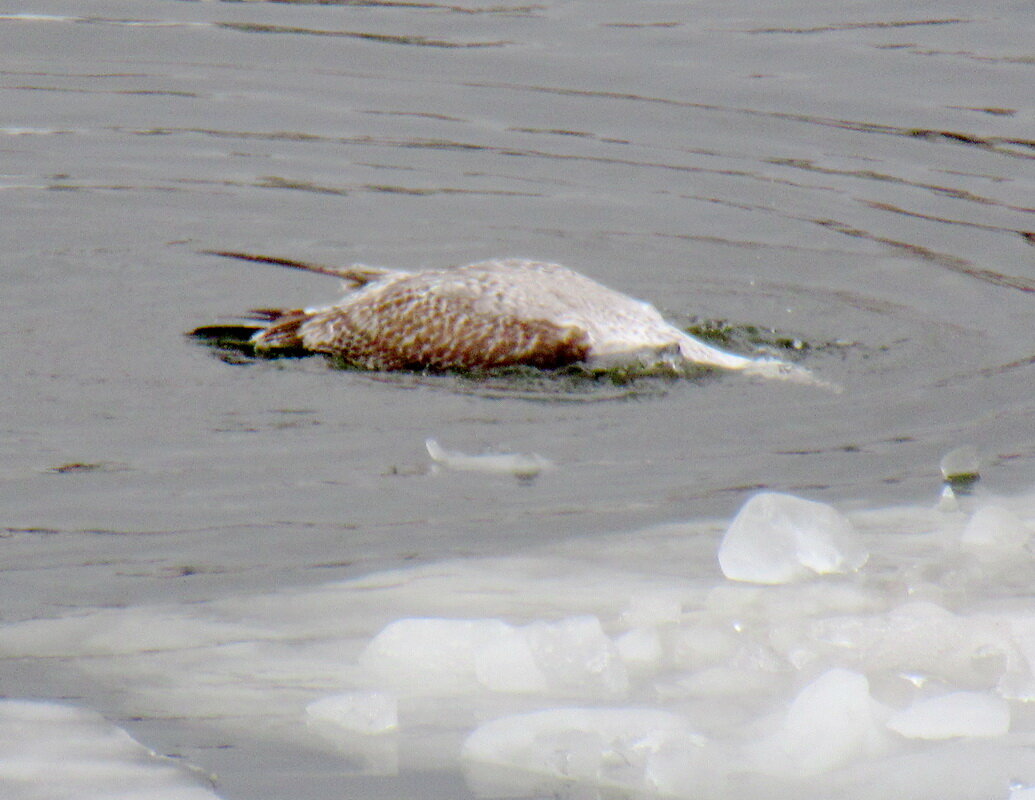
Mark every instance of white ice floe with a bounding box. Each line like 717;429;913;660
1;491;1034;799
0;700;218;800
425;438;553;478
718;491;868;583
887;691;1010;740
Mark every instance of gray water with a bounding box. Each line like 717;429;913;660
1;1;1032;797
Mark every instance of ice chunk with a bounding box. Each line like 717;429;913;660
753;669;888;776
462;707;701;792
941;445;980;482
360;615;627;698
474;625;549;693
620;592;683;627
359;618;513;692
887;691;1010;739
614;627;664;672
807;601;1019;688
306;690;398;735
961;505;1030;553
718;492;868;584
426;438;552;479
0;700;219;800
521;616;629;697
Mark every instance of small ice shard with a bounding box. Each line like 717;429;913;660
960;505;1030;553
937;484;959;512
718;492;868;584
461;707;701;790
753;669;888;776
306;690;398;735
940;445;980;483
425;438;552;479
886;691;1010;739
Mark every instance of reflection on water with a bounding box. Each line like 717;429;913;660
0;0;1032;798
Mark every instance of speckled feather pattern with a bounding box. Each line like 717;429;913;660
251;258;757;372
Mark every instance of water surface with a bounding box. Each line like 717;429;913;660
0;1;1032;797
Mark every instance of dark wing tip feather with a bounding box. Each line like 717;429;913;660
200;249;394;286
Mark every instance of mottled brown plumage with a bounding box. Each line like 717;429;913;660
199;253;814;380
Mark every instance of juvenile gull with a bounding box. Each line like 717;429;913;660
197;252;808;379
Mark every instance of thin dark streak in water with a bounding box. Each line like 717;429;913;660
862;199;1034;239
361;109;467;123
7;85;200;98
215;21;510;47
460;81;1035;159
743;18;970;34
765;157;1032;214
874;44;1035;65
602;21;682;29
663;190;1034;293
1;71;152;79
947;107;1018;117
811;218;1035;293
229;175;542;198
931;354;1035;387
508;127;597;138
257;176;350;195
202;0;543;14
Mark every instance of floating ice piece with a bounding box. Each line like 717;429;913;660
306;690;398;735
0;699;219;800
359;617;513;693
359;615;627;698
520;616;629;697
718;492;868;584
887;691;1010;740
937;484;960;512
960;505;1030;553
940;445;980;482
614;627;664;673
753;669;888;776
425;438;552;478
619;591;683;627
462;707;702;793
806;600;1021;687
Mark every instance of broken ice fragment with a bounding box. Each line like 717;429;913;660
718;492;868;584
426;438;552;479
940;445;980;487
306;691;398;735
886;691;1009;740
